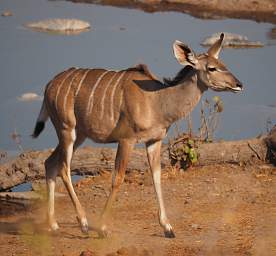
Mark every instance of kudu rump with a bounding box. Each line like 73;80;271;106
32;33;243;238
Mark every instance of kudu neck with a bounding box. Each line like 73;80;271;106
159;68;207;126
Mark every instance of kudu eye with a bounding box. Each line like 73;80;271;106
208;67;217;72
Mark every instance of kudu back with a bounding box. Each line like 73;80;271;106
33;33;243;238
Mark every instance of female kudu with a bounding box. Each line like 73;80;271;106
32;33;243;238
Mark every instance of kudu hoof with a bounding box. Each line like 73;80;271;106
76;216;89;235
164;229;176;238
81;223;89;235
97;226;110;239
48;222;59;232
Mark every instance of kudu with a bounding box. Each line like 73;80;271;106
32;33;243;238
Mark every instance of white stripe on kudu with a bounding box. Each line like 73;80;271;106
99;72;118;120
87;70;110;115
117;73;131;115
46;69;69;94
63;70;80;113
75;69;90;97
110;71;126;121
55;69;76;110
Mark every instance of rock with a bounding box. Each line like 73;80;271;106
265;125;276;163
191;223;201;230
1;10;13;17
80;250;95;256
201;32;264;48
113;246;146;255
25;18;90;35
117;247;130;255
17;92;42;102
0;150;7;162
135;0;161;3
267;125;276;150
268;27;276;40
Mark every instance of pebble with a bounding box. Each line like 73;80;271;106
191;223;201;230
79;250;95;256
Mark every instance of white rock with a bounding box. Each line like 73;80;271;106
25;18;90;34
201;32;263;48
2;10;13;17
17;92;43;102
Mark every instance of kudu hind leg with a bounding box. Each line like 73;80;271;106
59;129;88;234
98;140;134;237
45;147;60;231
146;140;175;238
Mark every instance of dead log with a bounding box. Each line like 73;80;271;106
0;147;153;191
195;137;267;165
0;130;275;191
0;191;43;201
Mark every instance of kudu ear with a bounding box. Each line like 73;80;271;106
173;40;198;67
207;33;224;59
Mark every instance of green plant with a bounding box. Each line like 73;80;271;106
168;96;224;170
169;135;199;170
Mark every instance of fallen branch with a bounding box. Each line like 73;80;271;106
0;147;152;191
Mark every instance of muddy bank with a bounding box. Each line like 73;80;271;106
1;133;273;191
67;0;276;24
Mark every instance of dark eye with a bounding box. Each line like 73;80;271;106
208;67;217;72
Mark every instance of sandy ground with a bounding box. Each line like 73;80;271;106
0;163;276;256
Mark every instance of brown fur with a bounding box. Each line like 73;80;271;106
163;65;194;86
128;63;159;81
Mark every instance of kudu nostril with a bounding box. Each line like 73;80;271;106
236;82;243;89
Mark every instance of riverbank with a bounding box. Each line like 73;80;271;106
68;0;276;24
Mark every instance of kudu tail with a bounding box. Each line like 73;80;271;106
32;99;49;138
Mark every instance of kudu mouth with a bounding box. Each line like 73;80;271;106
230;82;243;93
214;80;243;93
208;83;243;93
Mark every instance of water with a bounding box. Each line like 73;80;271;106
0;0;275;153
11;182;32;192
11;174;85;192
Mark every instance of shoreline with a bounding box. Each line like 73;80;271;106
68;0;276;24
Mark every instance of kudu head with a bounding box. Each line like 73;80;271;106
173;33;243;92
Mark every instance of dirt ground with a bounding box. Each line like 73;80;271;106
0;163;275;256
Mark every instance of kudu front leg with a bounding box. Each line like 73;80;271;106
59;130;88;234
98;140;134;238
146;140;175;238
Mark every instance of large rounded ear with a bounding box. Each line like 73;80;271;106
173;40;198;67
207;33;224;59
